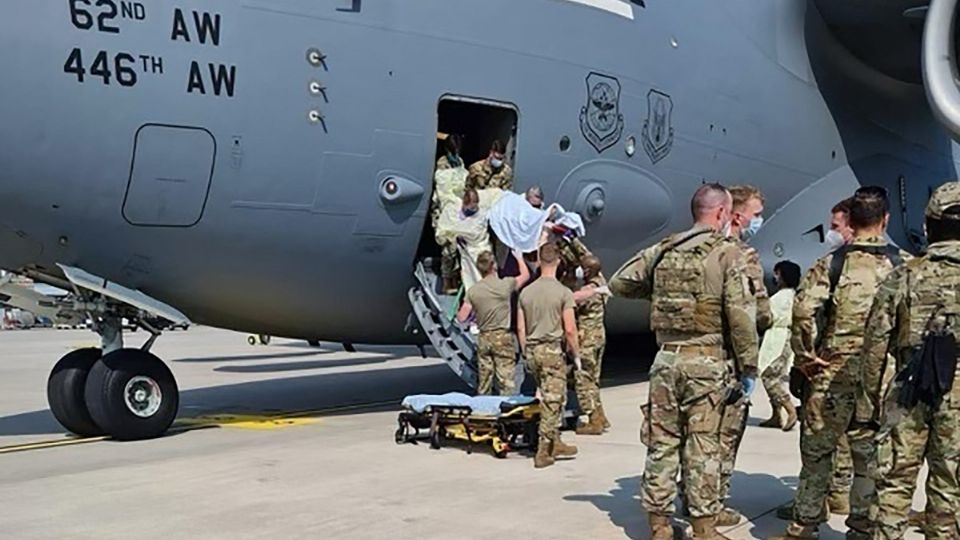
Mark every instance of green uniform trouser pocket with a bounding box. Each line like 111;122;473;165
640;401;652;446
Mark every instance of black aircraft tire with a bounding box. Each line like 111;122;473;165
84;349;179;441
47;348;105;436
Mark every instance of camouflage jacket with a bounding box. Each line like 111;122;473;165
466;160;513;191
577;273;607;336
792;236;908;388
609;224;759;373
859;240;960;420
558;237;592;290
736;239;773;334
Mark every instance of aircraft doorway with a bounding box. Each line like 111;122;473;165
436;97;518;167
415;97;519;264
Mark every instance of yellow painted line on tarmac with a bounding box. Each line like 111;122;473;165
0;435;109;454
175;414;318;431
0;399;400;455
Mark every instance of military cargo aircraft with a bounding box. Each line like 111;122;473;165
2;0;960;440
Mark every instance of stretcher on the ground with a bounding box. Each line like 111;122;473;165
395;393;541;458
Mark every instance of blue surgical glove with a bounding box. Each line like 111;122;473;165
741;376;757;397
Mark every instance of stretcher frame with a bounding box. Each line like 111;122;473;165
394;401;541;459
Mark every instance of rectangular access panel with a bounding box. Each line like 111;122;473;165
123;124;216;227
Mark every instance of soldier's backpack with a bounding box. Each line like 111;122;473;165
790;243;905;399
897;264;959;409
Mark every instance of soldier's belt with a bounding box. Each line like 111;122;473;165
660;344;724;358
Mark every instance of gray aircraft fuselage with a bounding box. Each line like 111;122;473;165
0;0;955;343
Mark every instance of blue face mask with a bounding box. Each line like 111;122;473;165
741;216;763;240
463;207;478;217
447;153;461;167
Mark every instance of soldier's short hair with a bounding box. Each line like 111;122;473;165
691;183;731;219
729;185;764;212
490;140;505;155
773;260;801;289
926;206;960;243
539;242;561;265
849;186;889;229
832;197;853;216
476;251;497;277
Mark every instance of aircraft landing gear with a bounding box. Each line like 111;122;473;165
46;312;180;440
47;348;105;437
84;348;178;440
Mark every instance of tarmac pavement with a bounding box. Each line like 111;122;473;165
0;327;925;539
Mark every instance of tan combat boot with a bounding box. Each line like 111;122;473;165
552;437;578;458
768;522;819;539
597;403;611;430
690;516;731;539
648;513;674;540
759;400;783;428
781;400;799;432
575;411;605;435
534;438;554;469
714;507;743;526
827;491;850;515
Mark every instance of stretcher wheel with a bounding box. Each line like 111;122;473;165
394;426;405;444
430;427;444;449
494;449;508;459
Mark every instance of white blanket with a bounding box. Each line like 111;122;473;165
487;192;586;253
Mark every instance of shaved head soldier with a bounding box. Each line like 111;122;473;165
610;183;759;540
518;242;580;468
861;182;960;539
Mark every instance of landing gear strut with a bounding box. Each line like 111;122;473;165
46;310;180;440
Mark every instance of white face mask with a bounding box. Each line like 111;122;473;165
741;216;764;240
575;266;585;281
490;158;503;169
825;229;845;252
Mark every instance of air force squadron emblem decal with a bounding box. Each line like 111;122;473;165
642;89;674;164
580;72;624;153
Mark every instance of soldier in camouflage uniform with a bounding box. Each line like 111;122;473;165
610;183;758;540
772;187;907;540
518;242;580;469
573;254;611;435
457;251;530;395
466;140;513;191
860;182;960;540
714;185;774;526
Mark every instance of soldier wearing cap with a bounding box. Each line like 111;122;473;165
860;182;960;539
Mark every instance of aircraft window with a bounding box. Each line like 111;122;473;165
559;136;571;152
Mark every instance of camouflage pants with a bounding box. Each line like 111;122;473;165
793;384;875;536
574;330;605;414
440;242;460;286
761;349;792;407
526;341;567;446
872;386;960;540
642;349;728;518
719;396;748;504
832;432;854;496
476;329;517;396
